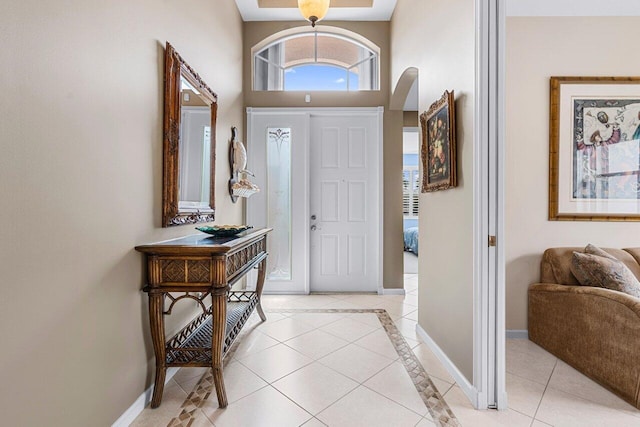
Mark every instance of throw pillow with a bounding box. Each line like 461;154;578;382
571;246;640;299
584;243;617;260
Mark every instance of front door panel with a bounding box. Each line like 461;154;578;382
246;111;309;293
309;114;380;292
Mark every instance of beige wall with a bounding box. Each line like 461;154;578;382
243;21;405;289
0;1;243;425
404;111;419;127
505;17;640;331
243;21;390;108
391;0;476;381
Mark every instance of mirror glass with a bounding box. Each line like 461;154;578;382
163;42;217;227
179;76;211;209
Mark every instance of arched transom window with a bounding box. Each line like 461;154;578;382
253;27;380;92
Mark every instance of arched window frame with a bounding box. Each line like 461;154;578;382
252;26;381;92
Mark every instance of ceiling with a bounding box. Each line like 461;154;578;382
258;0;373;7
235;0;398;22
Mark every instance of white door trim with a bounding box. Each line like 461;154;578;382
472;0;506;410
473;0;489;408
245;106;384;295
376;106;384;295
495;0;508;410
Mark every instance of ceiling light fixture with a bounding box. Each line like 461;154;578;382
298;0;330;27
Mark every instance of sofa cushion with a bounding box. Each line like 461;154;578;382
571;245;640;298
541;247;640;284
541;247;582;285
624;248;640;270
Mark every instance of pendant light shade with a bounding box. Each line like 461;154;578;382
298;0;330;27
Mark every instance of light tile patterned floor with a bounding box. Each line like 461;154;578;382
132;274;640;427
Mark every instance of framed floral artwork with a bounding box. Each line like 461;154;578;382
420;90;457;192
549;76;640;221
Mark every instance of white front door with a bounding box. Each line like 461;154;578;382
309;112;381;292
247;107;382;294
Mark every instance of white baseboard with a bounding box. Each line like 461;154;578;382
111;367;179;427
378;288;406;295
506;330;529;339
262;291;308;295
415;324;480;408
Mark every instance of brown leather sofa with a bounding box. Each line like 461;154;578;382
528;247;640;409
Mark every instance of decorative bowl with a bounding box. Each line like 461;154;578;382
195;225;253;237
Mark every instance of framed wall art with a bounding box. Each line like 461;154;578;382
549;76;640;221
420;90;457;192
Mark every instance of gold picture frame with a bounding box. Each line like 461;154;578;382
420;90;457;192
549;76;640;221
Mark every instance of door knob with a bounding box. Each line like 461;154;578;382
310;225;317;231
311;214;317;220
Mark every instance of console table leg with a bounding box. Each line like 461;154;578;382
148;292;166;408
255;258;267;322
211;287;229;408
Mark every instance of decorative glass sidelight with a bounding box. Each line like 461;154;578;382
266;128;292;280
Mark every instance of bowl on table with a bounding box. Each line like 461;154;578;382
195;225;253;237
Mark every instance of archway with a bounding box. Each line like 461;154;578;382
390;67;419;111
391;68;420;277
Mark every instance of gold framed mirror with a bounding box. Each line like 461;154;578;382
162;42;218;227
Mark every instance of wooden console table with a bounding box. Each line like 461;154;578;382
135;228;271;408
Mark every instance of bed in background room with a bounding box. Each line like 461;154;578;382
403;226;419;255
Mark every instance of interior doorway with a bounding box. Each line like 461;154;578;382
390;68;420;278
386;2;505;410
402;127;420;274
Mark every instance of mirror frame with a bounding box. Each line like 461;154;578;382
162;42;218;227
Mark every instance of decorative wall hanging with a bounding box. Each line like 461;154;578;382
549;76;640;221
420;90;457;192
228;127;259;202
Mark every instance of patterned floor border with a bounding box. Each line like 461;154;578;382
167;308;460;427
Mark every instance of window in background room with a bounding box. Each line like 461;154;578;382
403;129;420;229
402;166;419;218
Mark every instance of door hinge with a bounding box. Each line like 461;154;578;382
488;235;497;247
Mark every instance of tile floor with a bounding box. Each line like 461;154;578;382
404;251;419;274
132;274;640;427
